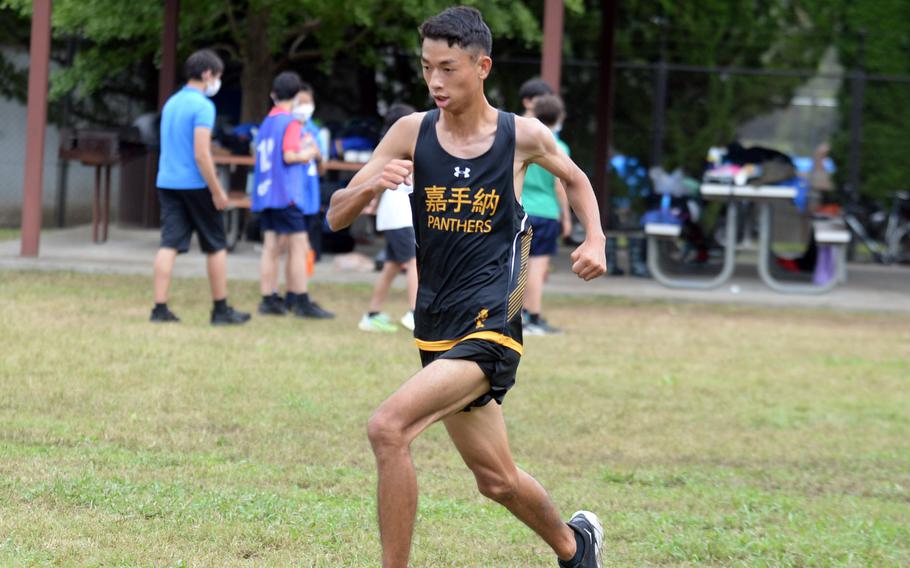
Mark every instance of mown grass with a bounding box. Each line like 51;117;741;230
0;228;20;241
0;270;908;567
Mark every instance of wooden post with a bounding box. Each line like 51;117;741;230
541;0;565;91
593;1;618;231
159;0;180;110
20;0;52;257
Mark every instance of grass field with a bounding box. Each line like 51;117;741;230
0;228;20;241
1;270;908;567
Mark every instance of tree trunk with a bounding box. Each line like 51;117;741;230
240;8;273;123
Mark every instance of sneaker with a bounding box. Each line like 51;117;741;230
258;296;287;316
563;511;604;568
150;306;180;323
400;310;415;331
524;316;563;336
294;300;335;319
211;305;251;326
359;313;398;332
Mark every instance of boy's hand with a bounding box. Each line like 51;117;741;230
570;237;606;281
376;159;413;192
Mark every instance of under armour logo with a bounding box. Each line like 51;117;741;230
454;166;471;179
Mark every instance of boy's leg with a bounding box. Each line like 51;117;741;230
206;249;228;301
443;402;577;561
523;255;550;314
367;359;491;568
153;248;178;303
287;232;310;293
260;231;280;295
368;261;401;312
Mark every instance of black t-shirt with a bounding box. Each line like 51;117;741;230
410;110;530;355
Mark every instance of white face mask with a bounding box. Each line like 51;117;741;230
204;77;221;98
553;122;563;135
293;103;315;123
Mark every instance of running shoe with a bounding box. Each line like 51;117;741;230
400;310;415;331
258;295;287;316
211;305;251;326
524;316;563;336
563;510;604;568
294;299;335;319
359;313;398;332
150;306;180;323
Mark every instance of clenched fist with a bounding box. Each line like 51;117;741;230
377;159;414;192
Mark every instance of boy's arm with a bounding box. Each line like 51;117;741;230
326;114;421;231
516;117;605;281
193;126;228;210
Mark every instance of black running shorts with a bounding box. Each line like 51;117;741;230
419;339;521;411
158;188;226;254
384;227;417;263
259;206;310;234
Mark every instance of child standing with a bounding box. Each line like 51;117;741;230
252;71;333;319
359;104;418;333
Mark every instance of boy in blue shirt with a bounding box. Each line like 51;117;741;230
151;49;250;325
253;71;333;318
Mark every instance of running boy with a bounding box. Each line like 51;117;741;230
327;7;606;568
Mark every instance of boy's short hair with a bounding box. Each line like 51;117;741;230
533;94;564;127
382;103;416;136
419;6;492;56
272;71;303;101
184;49;224;81
519;77;554;102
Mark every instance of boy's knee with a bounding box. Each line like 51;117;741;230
475;469;519;503
366;410;407;454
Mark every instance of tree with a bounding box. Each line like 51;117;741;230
1;0;550;123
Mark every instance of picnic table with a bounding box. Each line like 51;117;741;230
645;182;851;294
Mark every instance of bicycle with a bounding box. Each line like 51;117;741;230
842;190;910;265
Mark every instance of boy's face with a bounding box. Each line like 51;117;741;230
421;38;491;112
296;91;314;107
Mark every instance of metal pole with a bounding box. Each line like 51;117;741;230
20;0;52;257
650;20;668;168
846;31;865;198
55;37;77;228
159;0;180;110
541;0;564;91
593;0;618;231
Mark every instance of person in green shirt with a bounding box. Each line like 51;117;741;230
522;94;572;335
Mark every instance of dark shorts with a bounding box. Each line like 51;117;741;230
259;206;310;235
384;227;416;263
419;339;521;411
158;188;226;254
528;215;560;256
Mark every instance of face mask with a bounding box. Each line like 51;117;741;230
553;122;563;135
204;77;221;98
293;103;315;123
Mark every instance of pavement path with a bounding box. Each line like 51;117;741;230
2;225;908;314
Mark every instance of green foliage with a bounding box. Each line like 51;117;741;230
830;0;910;202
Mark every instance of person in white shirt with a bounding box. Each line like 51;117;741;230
359;104;418;333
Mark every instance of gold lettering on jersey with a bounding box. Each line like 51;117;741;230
471;188;500;216
422;185;501;234
449;187;471;212
425;186;447;212
426;215;493;234
475;308;489;329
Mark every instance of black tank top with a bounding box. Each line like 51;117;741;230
411;109;531;354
